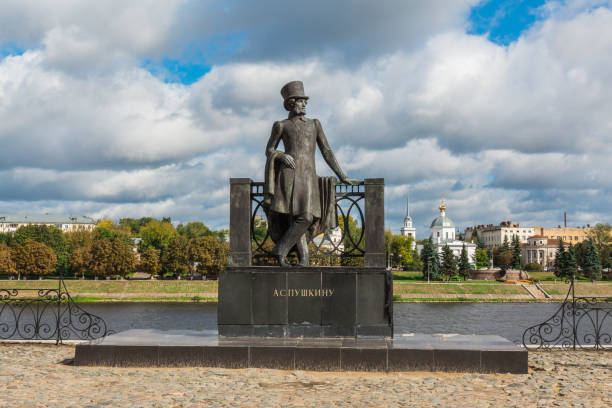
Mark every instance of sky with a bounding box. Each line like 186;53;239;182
1;0;612;238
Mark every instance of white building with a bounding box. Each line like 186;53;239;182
464;221;534;248
399;193;416;249
313;227;344;252
521;236;566;270
429;199;476;261
0;214;96;233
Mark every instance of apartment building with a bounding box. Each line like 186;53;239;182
0;214;96;233
464;221;534;248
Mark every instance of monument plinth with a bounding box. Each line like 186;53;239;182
218;266;393;337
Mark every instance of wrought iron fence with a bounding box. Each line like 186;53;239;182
523;278;611;350
250;181;365;265
0;278;112;344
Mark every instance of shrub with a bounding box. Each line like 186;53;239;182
524;262;544;272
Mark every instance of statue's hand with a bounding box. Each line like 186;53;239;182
280;154;295;169
341;177;360;185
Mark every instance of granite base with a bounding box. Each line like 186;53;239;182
74;329;527;374
218;266;393;338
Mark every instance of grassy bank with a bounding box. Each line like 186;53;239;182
1;279;610;302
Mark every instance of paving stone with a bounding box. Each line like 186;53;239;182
0;344;610;407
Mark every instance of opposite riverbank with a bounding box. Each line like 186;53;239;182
1;279;611;303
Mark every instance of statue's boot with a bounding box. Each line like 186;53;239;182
296;235;309;267
271;213;313;267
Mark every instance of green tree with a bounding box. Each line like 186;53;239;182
0;243;17;277
177;222;213;239
587;223;612;253
440;244;457;280
65;229;95;253
583;239;602;281
511;235;522;269
473;248;489;269
189;236;229;279
553;240;568;278
110;238;136;278
338;215;364;267
419;241;442;280
140;219;177;252
119;217;155;235
13;240;57;277
566;244;578;278
390;234;414;268
458;244;470;280
500;235;510;252
574;241;587;269
524;262;544;272
0;232;14;246
162;235;190;278
429;249;441;280
598;245;612;270
69;244;92;279
493;247;512;271
139;248;161;277
420;238;433;276
252;217;269;246
88;238;113;279
405;246;423;271
95;218;132;241
471;228;486;249
14;225;67;274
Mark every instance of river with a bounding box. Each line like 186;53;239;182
79;302;566;344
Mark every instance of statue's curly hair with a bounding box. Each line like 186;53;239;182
283;97;296;112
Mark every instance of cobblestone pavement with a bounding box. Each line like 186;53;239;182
0;344;610;407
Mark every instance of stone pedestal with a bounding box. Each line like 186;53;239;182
217;266;393;338
74;330;528;374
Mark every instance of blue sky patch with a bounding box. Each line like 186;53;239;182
468;0;548;45
1;43;25;58
142;58;211;85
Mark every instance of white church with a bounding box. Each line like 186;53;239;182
429;197;476;260
399;192;416;249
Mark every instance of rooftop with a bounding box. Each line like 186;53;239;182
0;214;95;224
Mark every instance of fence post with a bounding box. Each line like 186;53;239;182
364;178;385;267
229;178;252;266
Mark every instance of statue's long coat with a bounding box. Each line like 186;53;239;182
265;116;331;217
263;115;338;242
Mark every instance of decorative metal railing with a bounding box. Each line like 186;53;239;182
523;278;611;350
250;181;365;265
0;278;112;344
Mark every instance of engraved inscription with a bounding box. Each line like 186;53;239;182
273;289;335;297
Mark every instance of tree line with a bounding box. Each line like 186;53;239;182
0;218;228;279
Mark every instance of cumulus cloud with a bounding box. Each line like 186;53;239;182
1;0;612;236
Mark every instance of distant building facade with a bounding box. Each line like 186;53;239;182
0;214;96;233
464;221;534;248
521;236;568;270
399;193;416;249
429;199;476;260
532;226;591;244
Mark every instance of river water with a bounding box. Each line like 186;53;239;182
81;302;566;344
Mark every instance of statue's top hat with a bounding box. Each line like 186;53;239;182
280;81;309;101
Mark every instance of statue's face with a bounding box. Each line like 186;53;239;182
292;98;307;115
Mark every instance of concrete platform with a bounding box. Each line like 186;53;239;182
74;330;527;373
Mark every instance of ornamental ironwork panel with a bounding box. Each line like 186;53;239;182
0;279;113;344
251;181;365;265
522;279;611;350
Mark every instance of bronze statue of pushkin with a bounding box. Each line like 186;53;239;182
263;81;357;267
